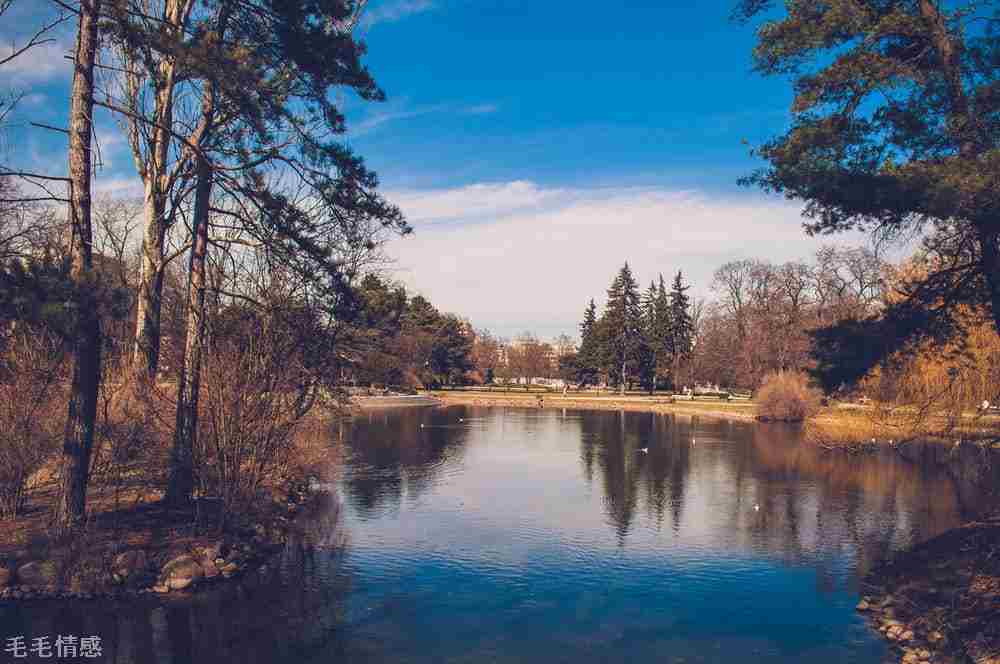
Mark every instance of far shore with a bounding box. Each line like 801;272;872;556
423;390;759;421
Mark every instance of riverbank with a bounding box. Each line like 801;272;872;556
425;390;758;421
352;394;442;409
858;513;1000;664
0;418;338;603
805;407;1000;450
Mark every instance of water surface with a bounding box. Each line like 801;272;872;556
3;407;990;663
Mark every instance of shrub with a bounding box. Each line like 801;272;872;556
755;370;823;422
0;330;66;519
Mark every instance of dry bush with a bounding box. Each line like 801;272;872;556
88;366;173;516
0;330;66;518
195;305;326;517
755;370;823;422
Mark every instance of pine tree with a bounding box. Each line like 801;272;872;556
668;270;694;388
604;263;645;394
639;281;659;392
576;299;600;387
652;274;673;386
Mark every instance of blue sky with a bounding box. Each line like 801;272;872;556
0;1;877;340
346;1;791;191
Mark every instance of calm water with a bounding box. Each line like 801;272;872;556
3;407;993;664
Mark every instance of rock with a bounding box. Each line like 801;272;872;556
901;630;915;642
152;584;169;593
200;559;220;579
887;625;903;640
17;560;59;589
917;649;931;660
158;555;204;591
113;550;148;580
927;631;944;644
0;565;12;588
902;653;920;664
881;595;895;607
856;600;871;611
199;542;225;562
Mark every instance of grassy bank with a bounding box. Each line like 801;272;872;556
425;390;758;421
805;406;1000;450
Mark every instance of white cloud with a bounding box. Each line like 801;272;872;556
362;0;436;27
94;176;143;198
384;181;872;339
462;103;499;115
353;103;449;135
352;101;498;136
0;38;72;83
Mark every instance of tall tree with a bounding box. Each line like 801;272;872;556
573;299;600;386
56;0;103;529
649;274;673;385
735;0;1000;346
164;0;405;504
604;263;645;394
668;270;694;387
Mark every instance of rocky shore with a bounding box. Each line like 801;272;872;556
857;514;1000;664
0;479;323;603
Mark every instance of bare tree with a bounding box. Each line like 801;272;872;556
56;0;103;530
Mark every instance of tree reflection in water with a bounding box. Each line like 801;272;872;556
5;406;998;664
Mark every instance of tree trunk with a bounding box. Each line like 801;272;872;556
56;0;102;530
620;359;626;395
977;227;1000;338
132;187;166;382
166;155;212;506
129;1;186;387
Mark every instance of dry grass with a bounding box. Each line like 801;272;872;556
805;405;1000;449
755;370;822;422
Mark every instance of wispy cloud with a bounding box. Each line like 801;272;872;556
384;181;871;338
351;101;499;136
362;0;436;27
462;103;499;115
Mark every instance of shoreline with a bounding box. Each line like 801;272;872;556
0;481;327;604
858;514;1000;664
352;395;442;409
424;390;758;421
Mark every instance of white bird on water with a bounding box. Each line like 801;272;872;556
753;504;760;512
638;447;648;454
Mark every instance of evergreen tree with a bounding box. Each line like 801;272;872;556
651;274;673;387
668;270;694;387
604;263;645;394
639;281;660;392
575;299;601;387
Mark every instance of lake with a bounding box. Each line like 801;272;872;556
3;406;992;663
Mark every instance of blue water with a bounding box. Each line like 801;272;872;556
3;407;977;663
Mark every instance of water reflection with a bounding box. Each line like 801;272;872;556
342;409;469;517
6;407;998;664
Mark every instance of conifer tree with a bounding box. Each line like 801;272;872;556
604;263;645;394
668;270;694;387
576;298;601;387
